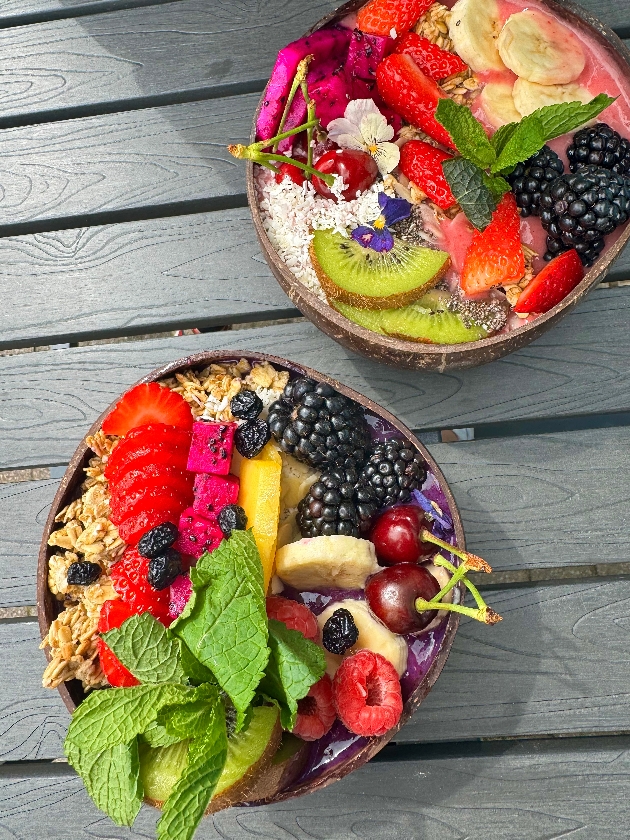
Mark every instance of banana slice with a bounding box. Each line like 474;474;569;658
275;536;380;590
497;10;585;85
513;78;591;117
317;599;408;677
279;452;320;510
479;81;521;128
449;0;505;73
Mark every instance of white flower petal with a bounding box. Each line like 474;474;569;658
327;117;363;145
329;133;366;152
343;98;383;127
360;112;394;146
373;142;400;175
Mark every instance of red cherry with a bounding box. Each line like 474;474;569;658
365;564;441;634
313;149;378;202
275;151;307;186
370;505;434;566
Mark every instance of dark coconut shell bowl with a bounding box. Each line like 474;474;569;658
247;0;630;370
38;350;464;810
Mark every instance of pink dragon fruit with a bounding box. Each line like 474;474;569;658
186;421;236;475
175;507;224;559
346;30;394;82
256;26;352;141
169;573;193;619
192;473;239;518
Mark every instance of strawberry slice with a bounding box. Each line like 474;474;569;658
514;250;584;314
117;503;183;546
96;600;142;688
110;464;193;501
110;482;194;524
394;31;468;81
110;549;171;624
376;53;453;148
399;140;456;209
102;383;193;436
104;425;190;481
357;0;434;37
460;194;525;295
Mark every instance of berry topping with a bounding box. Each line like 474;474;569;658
358;439;427;510
365;563;441;634
66;561;102;586
296;466;378;538
567;123;630;176
266;595;319;641
399;139;456;210
96;599;142;688
332;649;403;737
110;548;171;624
192;473;240;518
291;674;336;741
322;607;359;655
147;548;183;591
235;418;271;459
514;249;584;314
102;383;193;436
137;522;179;558
312;149;379;203
357;0;433;37
217;503;248;537
174;507;224;559
394;31;468;81
370;504;434;565
508;145;565;217
187;421;236;474
230;390;264;420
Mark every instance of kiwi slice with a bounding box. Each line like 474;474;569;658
310;229;450;309
140;739;189;806
334;291;490;344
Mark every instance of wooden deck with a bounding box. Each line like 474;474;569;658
1;0;629;836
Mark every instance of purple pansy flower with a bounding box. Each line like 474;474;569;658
350;192;412;253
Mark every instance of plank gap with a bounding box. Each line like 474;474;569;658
0;0;184;29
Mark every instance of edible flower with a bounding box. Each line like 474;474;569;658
351;192;411;252
327;99;401;176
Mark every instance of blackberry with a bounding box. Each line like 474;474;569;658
322;608;359;655
358;438;427;510
268;377;370;470
540;165;630;266
66;561;101;586
508;146;564;217
567;123;630;177
137;522;178;558
296;466;378;538
147;548;183;591
235;418;270;458
217;504;248;537
230;390;263;420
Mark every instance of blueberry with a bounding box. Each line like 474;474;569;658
138;522;178;558
147;549;182;591
217;504;248;537
322;608;359;655
67;561;102;586
230;390;263;420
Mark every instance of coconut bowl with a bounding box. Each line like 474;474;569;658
38;350;464;810
247;0;630;371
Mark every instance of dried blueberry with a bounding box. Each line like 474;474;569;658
147;548;183;591
138;522;179;558
230;390;263;420
217;504;248;537
66;561;102;586
322;608;359;655
235;418;271;458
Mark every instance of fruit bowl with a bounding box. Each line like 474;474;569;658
247;0;630;370
37;350;465;817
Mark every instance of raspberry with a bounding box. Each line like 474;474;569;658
291;675;336;741
332;649;403;736
110;548;171;625
96;599;141;688
266;596;318;641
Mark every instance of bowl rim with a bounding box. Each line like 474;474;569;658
37;349;465;806
246;0;630;367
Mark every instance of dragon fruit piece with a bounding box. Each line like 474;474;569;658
346;30;394;82
192;473;240;518
175;507;224;559
256;26;352;141
169;573;193;619
187;421;236;475
310;67;352;130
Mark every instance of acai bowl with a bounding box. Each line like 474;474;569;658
238;0;630;370
37;351;501;839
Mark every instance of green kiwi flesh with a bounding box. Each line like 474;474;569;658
310;229;450;309
334;290;490;344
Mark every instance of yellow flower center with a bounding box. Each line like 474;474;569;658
368;143;379;155
373;215;386;229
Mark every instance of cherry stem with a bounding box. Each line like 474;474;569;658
415;599;503;625
273;55;313;153
417;555;503;625
227;131;334;186
304;83;316;173
425;554;468;604
420;529;492;573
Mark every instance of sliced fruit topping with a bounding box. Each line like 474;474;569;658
346;29;394;84
292;675;336;741
370;504;434;565
96;599;141;688
110;548;171;624
169;572;192;619
322;607;359;655
187;421;236;475
192;473;240;519
357;0;433;37
332;649;403;736
513;78;590;117
104;438;189;485
376;53;453;148
399;139;456;210
394;31;467;81
140;740;190;808
365;564;441;634
109;464;193;504
110;480;194;524
310;228;450;310
514;250;584;315
137;522;179;558
460;194;525;295
174;507;225;559
275;535;380;591
449;0;505;73
102;383;193;436
217;504;248;537
266;595;319;642
116;505;182;547
312;149;379;203
479;82;521;129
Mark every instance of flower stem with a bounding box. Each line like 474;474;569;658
420;529;492;573
273;55;313;152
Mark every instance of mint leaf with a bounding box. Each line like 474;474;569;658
179;639;216;686
172;531;269;731
102;613;185;685
141;721;181;749
490;122;519;157
157;683;221;741
533;94;615;141
491;116;546;174
484;173;510;200
258;619;326;730
66;684;190;753
66;740;142;827
442;157;497;231
435;99;496;169
156;700;227;840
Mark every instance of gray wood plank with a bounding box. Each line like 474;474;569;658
5;579;630;759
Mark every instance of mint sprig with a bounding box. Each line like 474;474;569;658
442;158;498;231
157;683;221;741
102;612;185;685
435;99;495;170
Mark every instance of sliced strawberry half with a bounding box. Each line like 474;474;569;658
357;0;434;36
116;504;183;546
394;31;468;81
514;250;584;314
110;464;194;501
110;549;171;624
110;482;194;524
102;383;193;436
399;139;456;209
96;599;142;688
105;430;190;482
